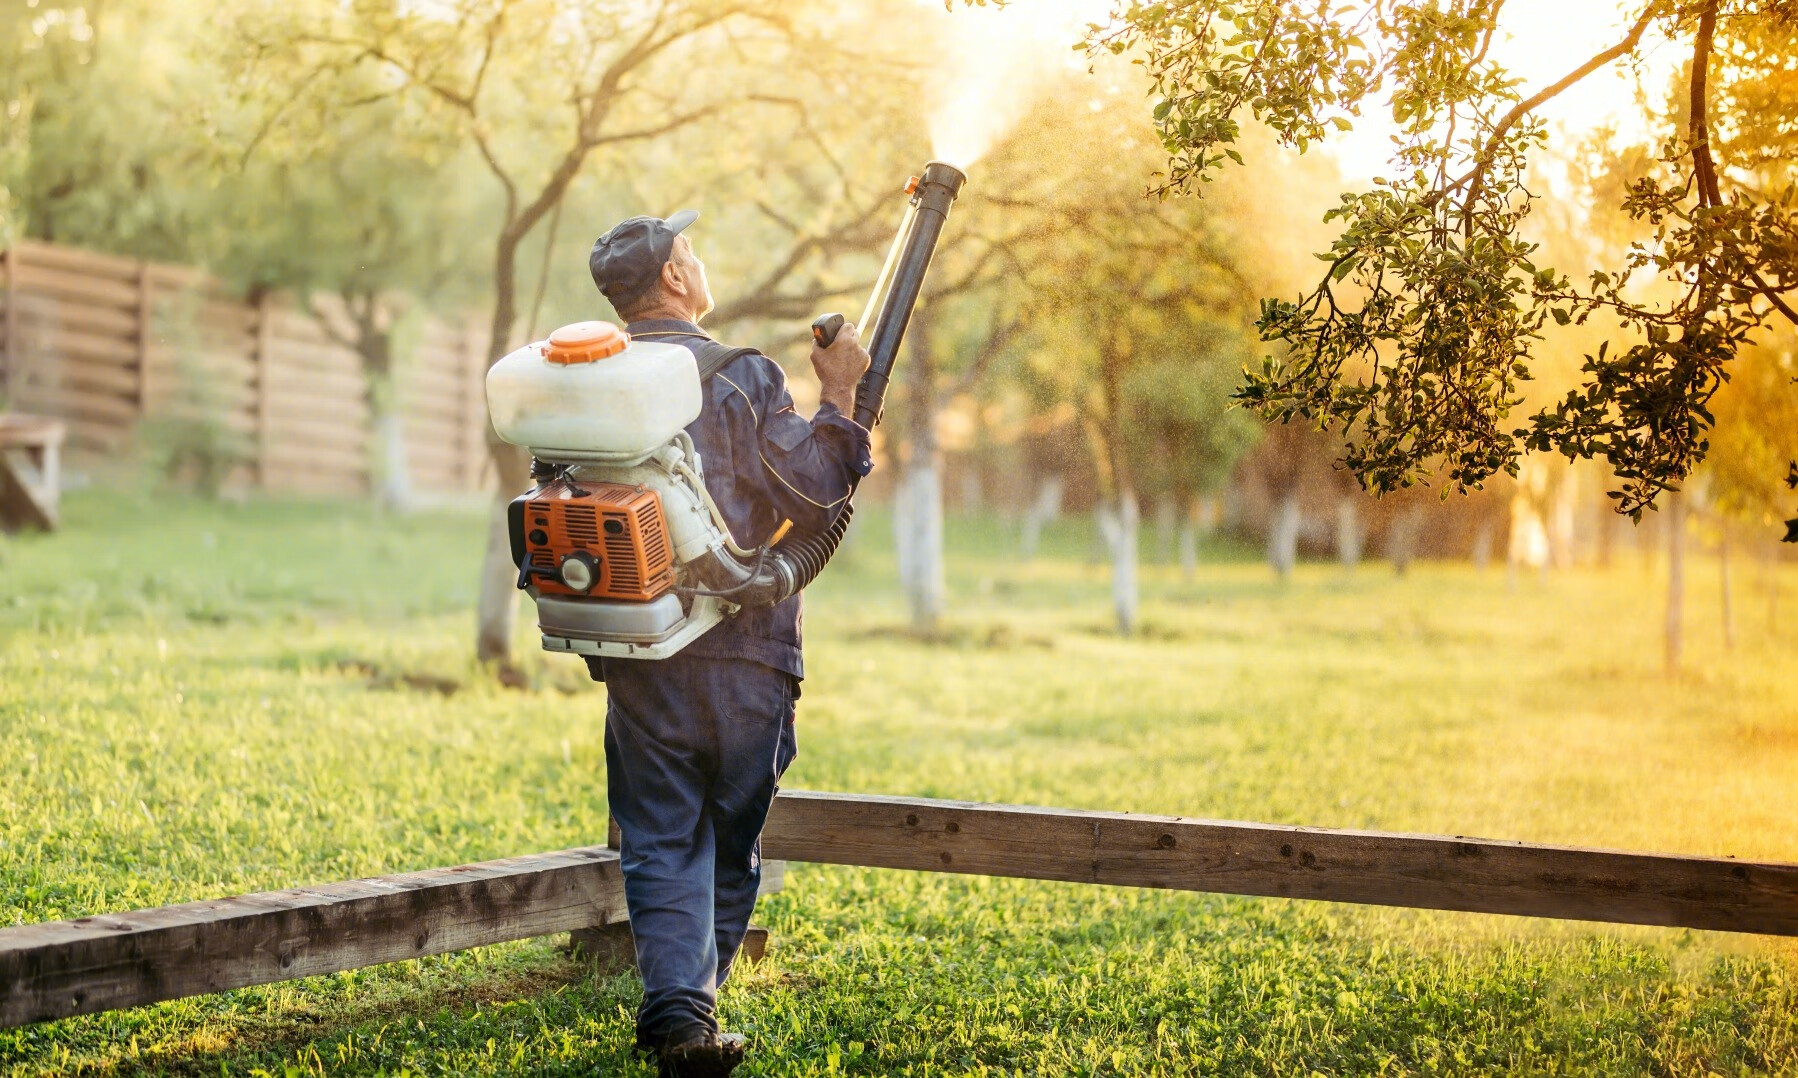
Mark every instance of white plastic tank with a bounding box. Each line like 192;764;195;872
486;321;702;461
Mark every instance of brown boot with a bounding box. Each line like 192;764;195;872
656;1031;746;1078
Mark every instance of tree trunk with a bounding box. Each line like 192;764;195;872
1098;488;1140;634
1388;504;1424;576
1336;495;1362;570
1019;473;1063;560
1471;519;1494;571
475;230;533;666
1548;470;1578;569
1177;494;1201;582
372;406;413;512
1665;493;1686;673
1720;531;1735;650
1268;491;1300;582
894;465;945;633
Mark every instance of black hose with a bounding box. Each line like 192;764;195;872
765;502;855;597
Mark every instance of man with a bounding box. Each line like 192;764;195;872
585;210;872;1078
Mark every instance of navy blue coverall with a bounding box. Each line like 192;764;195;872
588;318;872;1045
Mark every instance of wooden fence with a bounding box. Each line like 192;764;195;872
0;240;491;497
3;790;1795;1029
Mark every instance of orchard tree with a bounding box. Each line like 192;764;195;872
1120;322;1263;576
1093;0;1798;536
205;84;487;510
230;0;850;668
1030;194;1261;634
1;0;217;259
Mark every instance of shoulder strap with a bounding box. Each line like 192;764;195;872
633;330;757;383
693;340;759;383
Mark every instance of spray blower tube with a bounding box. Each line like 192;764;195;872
697;161;967;609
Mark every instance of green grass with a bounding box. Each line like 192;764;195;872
3;490;1797;1076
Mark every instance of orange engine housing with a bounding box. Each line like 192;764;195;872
518;477;675;601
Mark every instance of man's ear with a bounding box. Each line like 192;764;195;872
660;259;686;298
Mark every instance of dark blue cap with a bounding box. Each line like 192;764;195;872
588;210;698;306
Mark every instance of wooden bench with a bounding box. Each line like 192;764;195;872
0;413;65;531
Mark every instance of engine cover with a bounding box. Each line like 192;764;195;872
511;477;675;601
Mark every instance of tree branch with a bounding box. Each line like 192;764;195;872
1429;2;1661;212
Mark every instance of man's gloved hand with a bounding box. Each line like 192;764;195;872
810;320;871;418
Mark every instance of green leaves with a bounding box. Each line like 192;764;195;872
1094;0;1798;522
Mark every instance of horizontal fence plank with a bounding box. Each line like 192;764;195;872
13;385;140;426
0;847;627;1028
6;294;141;338
43;356;140;400
15;264;140;310
760;792;1798;937
262;442;369;479
15;240;140;282
267;361;366;399
37;325;139;367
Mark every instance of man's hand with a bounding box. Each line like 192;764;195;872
810;320;871;418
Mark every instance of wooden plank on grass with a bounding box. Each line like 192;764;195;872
0;846;628;1028
0;850;789;1029
760;791;1798;937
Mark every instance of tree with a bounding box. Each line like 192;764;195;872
205;81;487;510
1093;1;1798;525
1;0;217;260
1029;194;1260;632
1120;324;1264;576
234;0;845;668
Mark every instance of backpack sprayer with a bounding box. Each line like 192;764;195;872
485;162;967;659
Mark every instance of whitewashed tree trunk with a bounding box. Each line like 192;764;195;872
1336;495;1362;569
1177;494;1201;582
894;462;945;633
373;407;413;512
1666;493;1686;672
1269;492;1300;582
1471;520;1494;571
1548;470;1578;569
1019;473;1063;560
1388;505;1425;576
476;493;521;663
1098;488;1140;634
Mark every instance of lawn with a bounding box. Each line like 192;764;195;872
2;490;1796;1076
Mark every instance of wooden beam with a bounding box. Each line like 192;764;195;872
0;846;789;1030
761;791;1798;937
0;846;627;1029
3;790;1792;1031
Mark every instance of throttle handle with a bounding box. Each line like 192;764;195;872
811;312;846;349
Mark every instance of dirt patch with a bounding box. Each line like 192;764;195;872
848;622;1055;650
336;659;463;696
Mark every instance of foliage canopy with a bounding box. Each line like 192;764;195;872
1095;0;1798;525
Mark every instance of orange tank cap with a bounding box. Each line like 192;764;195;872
543;321;629;364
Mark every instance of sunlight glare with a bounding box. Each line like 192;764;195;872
922;0;1113;168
